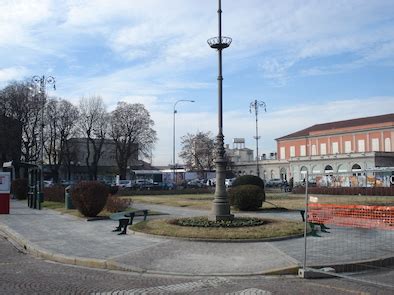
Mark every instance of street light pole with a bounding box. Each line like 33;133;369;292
173;99;194;185
32;75;56;209
249;100;266;178
208;0;233;221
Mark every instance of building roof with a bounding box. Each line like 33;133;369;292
276;113;394;140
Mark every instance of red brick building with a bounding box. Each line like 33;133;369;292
276;114;393;160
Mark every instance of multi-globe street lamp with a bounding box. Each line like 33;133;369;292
249;100;267;178
207;0;233;221
31;75;56;208
173;99;194;185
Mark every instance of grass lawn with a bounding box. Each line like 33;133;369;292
131;217;304;240
124;193;394;211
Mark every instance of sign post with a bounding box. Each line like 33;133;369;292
0;172;11;214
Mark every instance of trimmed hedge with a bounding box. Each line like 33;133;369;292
232;175;265;189
229;184;265;211
105;196;132;213
292;186;394;196
71;181;109;217
11;178;28;200
43;185;65;203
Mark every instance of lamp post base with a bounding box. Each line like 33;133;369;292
209;156;234;221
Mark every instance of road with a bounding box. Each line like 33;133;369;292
1;235;393;294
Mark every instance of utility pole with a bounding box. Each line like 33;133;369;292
249;100;266;178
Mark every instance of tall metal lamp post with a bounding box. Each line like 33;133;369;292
249;100;266;178
207;0;233;221
32;75;56;209
173;99;194;185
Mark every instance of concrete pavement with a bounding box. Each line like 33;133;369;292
0;199;392;276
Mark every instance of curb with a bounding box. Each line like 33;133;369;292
0;222;300;277
128;228;305;243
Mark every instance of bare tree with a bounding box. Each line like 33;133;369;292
0;81;44;163
77;96;108;180
109;102;157;179
179;131;215;176
44;98;79;182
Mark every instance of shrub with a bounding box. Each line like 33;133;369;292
11;178;28;200
232;175;265;189
71;181;109;217
43;185;65;202
105;196;132;213
228;184;265;211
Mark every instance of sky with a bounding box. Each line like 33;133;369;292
1;0;394;166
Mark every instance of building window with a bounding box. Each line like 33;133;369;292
385;138;391;152
332;142;339;154
337;164;347;173
280;147;286;160
312;165;320;174
352;164;362;176
371;138;379;151
324;165;333;175
300;166;308;180
320;143;327;155
290;146;295;157
300;145;306;156
311;144;317;156
344;141;351;153
357;140;365;152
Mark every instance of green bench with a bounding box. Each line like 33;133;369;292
299;209;330;237
110;209;148;235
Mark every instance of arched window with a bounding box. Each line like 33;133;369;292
280;167;287;180
337;164;347;173
324;165;333;174
300;166;308;180
351;164;361;171
312;165;320;174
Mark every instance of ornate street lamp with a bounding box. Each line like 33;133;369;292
249;100;267;178
173;99;194;185
31;75;56;209
207;0;233;221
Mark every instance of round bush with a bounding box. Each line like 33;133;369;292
229;184;265;211
11;178;28;200
71;181;109;217
43;185;65;202
232;175;265;189
105;196;132;213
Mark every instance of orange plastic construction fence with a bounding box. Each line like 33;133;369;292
307;203;394;230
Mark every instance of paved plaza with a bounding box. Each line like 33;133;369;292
0;200;392;277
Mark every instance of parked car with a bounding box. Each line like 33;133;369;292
225;178;235;188
266;178;283;187
117;180;134;188
187;179;205;188
206;178;216;186
43;180;54;188
135;179;154;189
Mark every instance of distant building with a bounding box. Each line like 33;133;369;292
60;138;141;182
229;113;394;186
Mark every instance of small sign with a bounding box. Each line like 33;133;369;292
0;172;11;193
390;175;394;185
309;196;319;203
